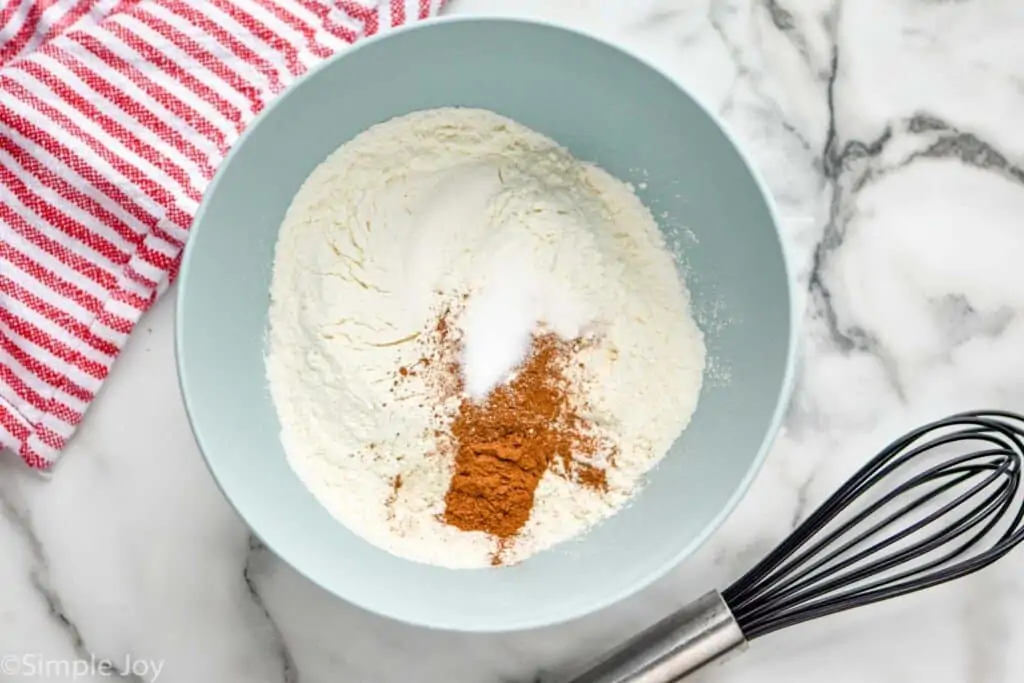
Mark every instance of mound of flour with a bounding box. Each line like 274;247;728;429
265;108;705;568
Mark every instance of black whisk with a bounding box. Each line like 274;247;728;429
568;411;1024;683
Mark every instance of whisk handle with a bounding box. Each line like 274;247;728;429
564;591;747;683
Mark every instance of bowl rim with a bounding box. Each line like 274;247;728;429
175;14;799;632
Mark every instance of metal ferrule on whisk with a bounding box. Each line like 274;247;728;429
566;591;746;683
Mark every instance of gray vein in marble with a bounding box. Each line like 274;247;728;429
707;0;749;100
631;7;687;31
807;44;855;350
807;105;1023;373
0;490;144;683
510;671;547;683
764;0;795;31
904;114;1024;186
806;6;911;401
942;297;1015;350
787;473;816;530
244;535;299;683
710;0;814;153
758;0;815;109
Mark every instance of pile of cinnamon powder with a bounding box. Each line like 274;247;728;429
399;304;612;565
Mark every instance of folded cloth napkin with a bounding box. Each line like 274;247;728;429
0;0;444;469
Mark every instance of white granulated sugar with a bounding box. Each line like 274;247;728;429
459;259;537;399
266;108;705;569
459;239;593;398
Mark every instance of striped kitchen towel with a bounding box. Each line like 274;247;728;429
0;0;445;469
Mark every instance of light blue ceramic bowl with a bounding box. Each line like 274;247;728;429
176;17;795;632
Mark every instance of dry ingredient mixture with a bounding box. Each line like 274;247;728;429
266;108;706;568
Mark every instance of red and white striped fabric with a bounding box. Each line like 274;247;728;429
0;0;445;469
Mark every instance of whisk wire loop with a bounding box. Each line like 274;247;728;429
723;411;1024;640
739;470;1001;623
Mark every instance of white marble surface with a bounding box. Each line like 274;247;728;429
4;0;1024;681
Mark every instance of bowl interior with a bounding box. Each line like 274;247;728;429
176;18;792;631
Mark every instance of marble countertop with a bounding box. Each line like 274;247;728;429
4;0;1024;681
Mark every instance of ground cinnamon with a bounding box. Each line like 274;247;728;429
440;331;609;563
395;303;612;565
384;474;403;521
443;335;568;538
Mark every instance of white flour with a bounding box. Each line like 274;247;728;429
266;108;705;568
